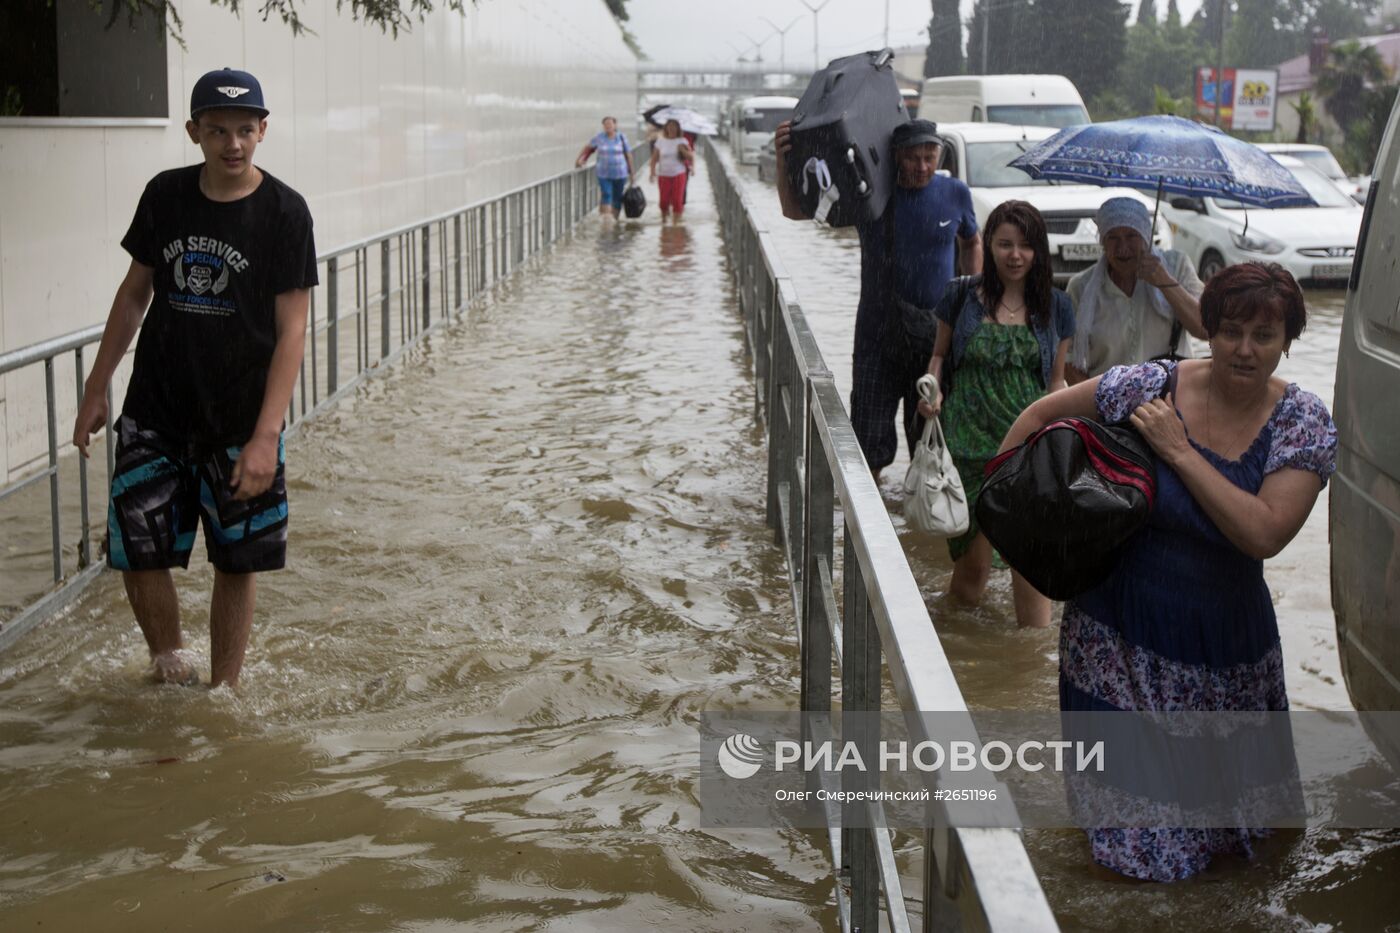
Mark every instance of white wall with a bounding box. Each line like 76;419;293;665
0;0;636;481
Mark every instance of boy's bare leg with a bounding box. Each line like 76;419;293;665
210;570;257;688
123;569;195;684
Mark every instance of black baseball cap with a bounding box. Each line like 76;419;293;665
892;119;940;149
190;68;268;118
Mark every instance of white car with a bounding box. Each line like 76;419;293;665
934;123;1172;283
1257;142;1366;204
1159;154;1362;288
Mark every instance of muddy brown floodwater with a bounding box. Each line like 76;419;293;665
0;167;836;931
2;151;1398;932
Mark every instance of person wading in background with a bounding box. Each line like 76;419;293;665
1066;197;1206;383
773;118;981;484
576;116;635;221
649;118;693;223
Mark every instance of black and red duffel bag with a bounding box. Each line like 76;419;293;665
975;418;1156;601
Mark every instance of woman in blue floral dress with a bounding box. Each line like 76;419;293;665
997;262;1337;881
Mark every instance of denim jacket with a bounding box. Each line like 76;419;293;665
933;275;1076;389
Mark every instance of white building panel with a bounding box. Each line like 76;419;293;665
0;0;637;480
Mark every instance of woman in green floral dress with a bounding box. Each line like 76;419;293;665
918;200;1076;627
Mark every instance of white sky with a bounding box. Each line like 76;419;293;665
627;0;1208;67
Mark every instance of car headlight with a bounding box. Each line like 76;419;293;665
1229;229;1286;254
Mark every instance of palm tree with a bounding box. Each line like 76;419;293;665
1316;40;1392;134
1290;91;1317;143
1153;85;1186;115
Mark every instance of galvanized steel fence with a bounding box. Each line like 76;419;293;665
704;138;1060;933
0;152;643;650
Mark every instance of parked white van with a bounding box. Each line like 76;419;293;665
1331;98;1400;738
729;95;798;165
918;75;1089;129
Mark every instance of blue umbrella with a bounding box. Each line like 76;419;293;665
1008;115;1314;214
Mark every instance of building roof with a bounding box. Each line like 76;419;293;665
1277;32;1400;94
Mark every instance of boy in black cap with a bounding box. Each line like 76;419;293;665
775;118;981;482
72;68;318;688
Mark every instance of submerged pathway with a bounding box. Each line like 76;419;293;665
0;168;837;930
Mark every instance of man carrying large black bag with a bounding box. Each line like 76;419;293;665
775;118;981;483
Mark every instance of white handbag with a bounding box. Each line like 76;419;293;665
902;375;969;537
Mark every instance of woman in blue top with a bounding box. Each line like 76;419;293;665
918;200;1075;628
574;116;634;219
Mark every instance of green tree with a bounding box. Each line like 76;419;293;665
1344;83;1398;171
1117;0;1206;114
104;0;630;39
1153;84;1190;113
1191;0;1229;50
1290;89;1318;141
924;0;964;77
1137;0;1157;24
1308;0;1378;47
1034;0;1131;101
1316;38;1391;132
1226;0;1294;67
1225;0;1377;68
965;0;1035;75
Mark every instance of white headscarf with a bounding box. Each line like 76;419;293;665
1071;197;1174;372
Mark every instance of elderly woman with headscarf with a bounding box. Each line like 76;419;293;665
1065;197;1207;385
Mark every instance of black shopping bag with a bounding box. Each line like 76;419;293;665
622;184;647;218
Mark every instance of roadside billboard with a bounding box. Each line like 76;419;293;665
1196;67;1235;125
1232;69;1280;131
1195;67;1279;132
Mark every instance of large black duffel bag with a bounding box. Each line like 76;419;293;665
975;418;1157;601
622;183;646;219
783;48;909;227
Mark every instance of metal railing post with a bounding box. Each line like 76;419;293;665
381;240;391;359
767;306;792;537
841;542;881;933
479;206;488;289
74;346;91;569
491;202;500;283
44;359;61;582
326;256;339;395
105;384;115;499
454;214;463;314
801;381;835;793
439;219;448;320
420;225;431;330
354;249;364;372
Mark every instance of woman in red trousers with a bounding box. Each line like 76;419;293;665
650;119;693;223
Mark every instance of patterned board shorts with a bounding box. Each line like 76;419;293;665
106;416;288;574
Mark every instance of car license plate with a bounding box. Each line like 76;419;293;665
1061;243;1102;261
1311;263;1351;281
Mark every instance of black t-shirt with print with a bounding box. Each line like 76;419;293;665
120;165;318;446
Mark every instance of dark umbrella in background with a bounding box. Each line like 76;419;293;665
1009;114;1314;230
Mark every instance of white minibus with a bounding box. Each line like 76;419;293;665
918;75;1089;128
728;95;798;165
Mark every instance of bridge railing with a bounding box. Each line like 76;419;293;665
0;149;647;650
703;137;1060;933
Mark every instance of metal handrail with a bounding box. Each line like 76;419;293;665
703;138;1059;932
0;148;648;648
